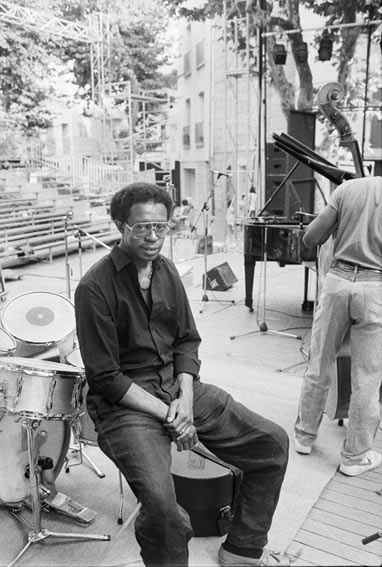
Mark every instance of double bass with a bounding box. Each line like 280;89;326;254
316;82;365;421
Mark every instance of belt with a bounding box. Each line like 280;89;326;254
332;259;382;274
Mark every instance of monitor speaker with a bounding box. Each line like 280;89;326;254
202;262;238;291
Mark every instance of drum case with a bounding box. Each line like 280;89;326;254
171;445;242;537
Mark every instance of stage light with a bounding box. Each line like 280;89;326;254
318;36;333;61
296;42;308;63
273;44;287;65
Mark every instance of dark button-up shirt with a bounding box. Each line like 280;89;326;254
74;244;201;420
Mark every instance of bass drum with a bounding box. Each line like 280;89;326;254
0;414;70;504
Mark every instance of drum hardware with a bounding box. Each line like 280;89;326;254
66;416;106;479
6;417;111;567
64;348;105;479
64;348;128;524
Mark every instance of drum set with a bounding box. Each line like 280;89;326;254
0;291;111;567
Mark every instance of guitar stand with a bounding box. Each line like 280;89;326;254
7;418;110;567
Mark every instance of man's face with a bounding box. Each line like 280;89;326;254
118;201;168;264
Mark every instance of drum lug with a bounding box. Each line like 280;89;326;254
14;372;24;411
46;378;56;415
0;381;7;410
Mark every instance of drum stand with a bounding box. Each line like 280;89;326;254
7;418;110;567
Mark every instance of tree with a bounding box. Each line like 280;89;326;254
164;0;382;116
0;0;177;137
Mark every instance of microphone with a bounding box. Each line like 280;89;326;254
213;171;233;179
63;210;73;221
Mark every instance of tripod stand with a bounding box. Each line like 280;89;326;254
258;224;302;340
8;417;110;567
192;191;235;314
231;221;302;342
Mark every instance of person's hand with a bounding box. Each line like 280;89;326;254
164;398;198;451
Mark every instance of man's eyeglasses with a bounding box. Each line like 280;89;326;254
125;221;171;239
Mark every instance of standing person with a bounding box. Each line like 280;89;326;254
294;176;382;476
248;186;258;218
75;182;291;567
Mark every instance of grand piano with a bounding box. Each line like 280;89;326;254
244;218;316;311
243;132;356;312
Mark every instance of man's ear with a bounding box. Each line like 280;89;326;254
115;220;124;234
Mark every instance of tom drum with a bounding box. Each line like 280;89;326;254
0;413;70;504
1;291;76;359
66;348;97;446
0;356;85;420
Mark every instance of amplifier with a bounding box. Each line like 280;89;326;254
202;262;238;291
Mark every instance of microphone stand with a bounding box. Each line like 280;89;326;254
63;210;73;300
191;188;235;314
74;227;112;279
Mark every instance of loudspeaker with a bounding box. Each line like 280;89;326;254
202;262;238;291
265;111;316;218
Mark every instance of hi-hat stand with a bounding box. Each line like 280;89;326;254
7;418;110;567
191;190;235;314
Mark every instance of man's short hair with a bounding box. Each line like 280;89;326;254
110;182;173;222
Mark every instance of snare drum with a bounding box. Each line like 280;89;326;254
1;291;76;359
0;413;70;504
0;356;85;420
0;327;16;356
66;348;98;446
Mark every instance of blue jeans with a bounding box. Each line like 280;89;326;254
295;264;382;464
96;380;289;566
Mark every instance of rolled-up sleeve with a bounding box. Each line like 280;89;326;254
75;278;133;404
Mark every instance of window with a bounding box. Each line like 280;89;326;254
196;40;205;68
184;51;191;76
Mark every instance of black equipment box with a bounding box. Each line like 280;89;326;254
202;262;238;291
171;445;242;537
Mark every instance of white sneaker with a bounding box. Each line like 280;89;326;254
294;437;312;455
339;450;382;477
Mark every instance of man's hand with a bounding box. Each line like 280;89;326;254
164;396;198;451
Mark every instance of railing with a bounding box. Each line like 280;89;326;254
27;139;131;196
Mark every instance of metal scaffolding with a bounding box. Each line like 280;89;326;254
222;0;259;222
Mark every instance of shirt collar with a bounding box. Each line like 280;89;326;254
110;243;163;272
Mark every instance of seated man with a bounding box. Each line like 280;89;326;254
74;182;290;567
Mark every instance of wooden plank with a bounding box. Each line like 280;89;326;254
285;542;318;566
332;471;382;492
302;517;382;556
329;479;382;504
320;487;381;516
290;533;358;566
309;507;382;541
294;530;378;565
314;499;381;529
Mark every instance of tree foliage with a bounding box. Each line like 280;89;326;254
0;0;177;136
164;0;382;116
